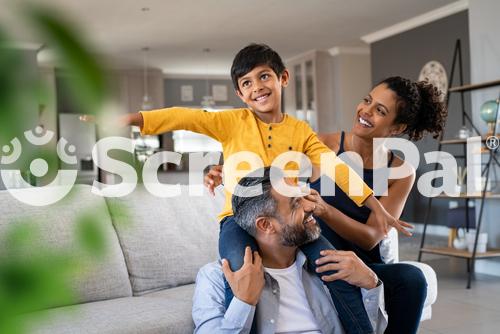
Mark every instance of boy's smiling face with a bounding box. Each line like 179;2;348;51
236;64;289;119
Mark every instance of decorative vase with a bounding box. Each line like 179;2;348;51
480;100;499;136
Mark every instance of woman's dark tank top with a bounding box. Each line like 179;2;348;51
310;131;394;264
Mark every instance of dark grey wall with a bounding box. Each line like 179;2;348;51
164;78;245;108
371;11;471;224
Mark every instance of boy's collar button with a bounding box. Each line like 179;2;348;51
269;126;272;130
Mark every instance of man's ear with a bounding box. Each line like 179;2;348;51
280;69;290;88
255;216;273;234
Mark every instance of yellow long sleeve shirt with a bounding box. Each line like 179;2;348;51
140;107;373;220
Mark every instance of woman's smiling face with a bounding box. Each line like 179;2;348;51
352;83;405;139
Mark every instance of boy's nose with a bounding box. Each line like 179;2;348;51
253;82;264;93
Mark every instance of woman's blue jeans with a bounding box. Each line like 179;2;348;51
318;217;428;334
219;216;374;334
368;263;427;334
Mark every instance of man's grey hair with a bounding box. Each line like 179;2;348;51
232;167;279;237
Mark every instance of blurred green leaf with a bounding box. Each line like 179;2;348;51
76;214;107;257
25;5;108;116
0;223;77;334
0;32;37;147
0;3;132;334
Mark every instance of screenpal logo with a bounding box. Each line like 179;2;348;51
0;126;78;206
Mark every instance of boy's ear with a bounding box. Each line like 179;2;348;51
280;69;290;88
235;88;244;100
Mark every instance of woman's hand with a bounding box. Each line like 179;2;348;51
204;165;223;196
373;205;413;237
364;195;413;237
304;188;328;218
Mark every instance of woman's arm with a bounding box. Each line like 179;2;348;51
364;172;415;241
308;171;415;250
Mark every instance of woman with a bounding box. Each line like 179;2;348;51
205;76;447;334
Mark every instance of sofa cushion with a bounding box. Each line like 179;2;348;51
24;284;195;334
0;185;132;308
106;185;224;295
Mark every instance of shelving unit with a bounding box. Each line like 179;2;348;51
417;39;500;289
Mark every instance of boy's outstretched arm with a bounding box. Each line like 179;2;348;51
122;112;144;127
79;112;143;128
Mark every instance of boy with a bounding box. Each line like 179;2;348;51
119;44;409;334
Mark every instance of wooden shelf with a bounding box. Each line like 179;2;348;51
440;137;487;145
448;79;500;92
421;247;500;259
435;192;500;199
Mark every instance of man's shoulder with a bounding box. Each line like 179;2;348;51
196;261;224;288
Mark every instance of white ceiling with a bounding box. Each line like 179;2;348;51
1;0;458;75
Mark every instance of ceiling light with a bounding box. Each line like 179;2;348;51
141;46;153;111
201;48;216;110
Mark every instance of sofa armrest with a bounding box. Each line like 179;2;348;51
399;260;438;321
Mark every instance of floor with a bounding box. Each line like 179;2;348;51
399;233;500;334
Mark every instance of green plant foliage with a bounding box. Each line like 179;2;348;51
0;223;77;334
24;5;108;116
0;33;37;148
0;3;124;334
76;214;108;258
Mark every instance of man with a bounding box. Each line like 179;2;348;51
192;168;387;333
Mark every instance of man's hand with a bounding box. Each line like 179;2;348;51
315;250;379;290
204;165;223;196
221;247;265;306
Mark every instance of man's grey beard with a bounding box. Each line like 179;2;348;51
277;216;321;247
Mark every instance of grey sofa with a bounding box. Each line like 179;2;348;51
0;184;437;333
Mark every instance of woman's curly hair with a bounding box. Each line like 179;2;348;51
379;76;448;141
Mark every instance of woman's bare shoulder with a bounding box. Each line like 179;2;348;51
389;153;416;181
318;132;342;151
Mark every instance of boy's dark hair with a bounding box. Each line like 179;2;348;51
230;43;286;91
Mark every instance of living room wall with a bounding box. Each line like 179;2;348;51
469;0;500;273
370;10;471;225
164;77;245;108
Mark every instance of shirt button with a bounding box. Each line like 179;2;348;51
268;144;271;148
270;319;275;324
288;146;292;150
268;136;272;140
269;126;272;130
365;298;370;303
272;289;277;294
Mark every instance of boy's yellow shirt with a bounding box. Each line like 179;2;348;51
140;107;373;221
